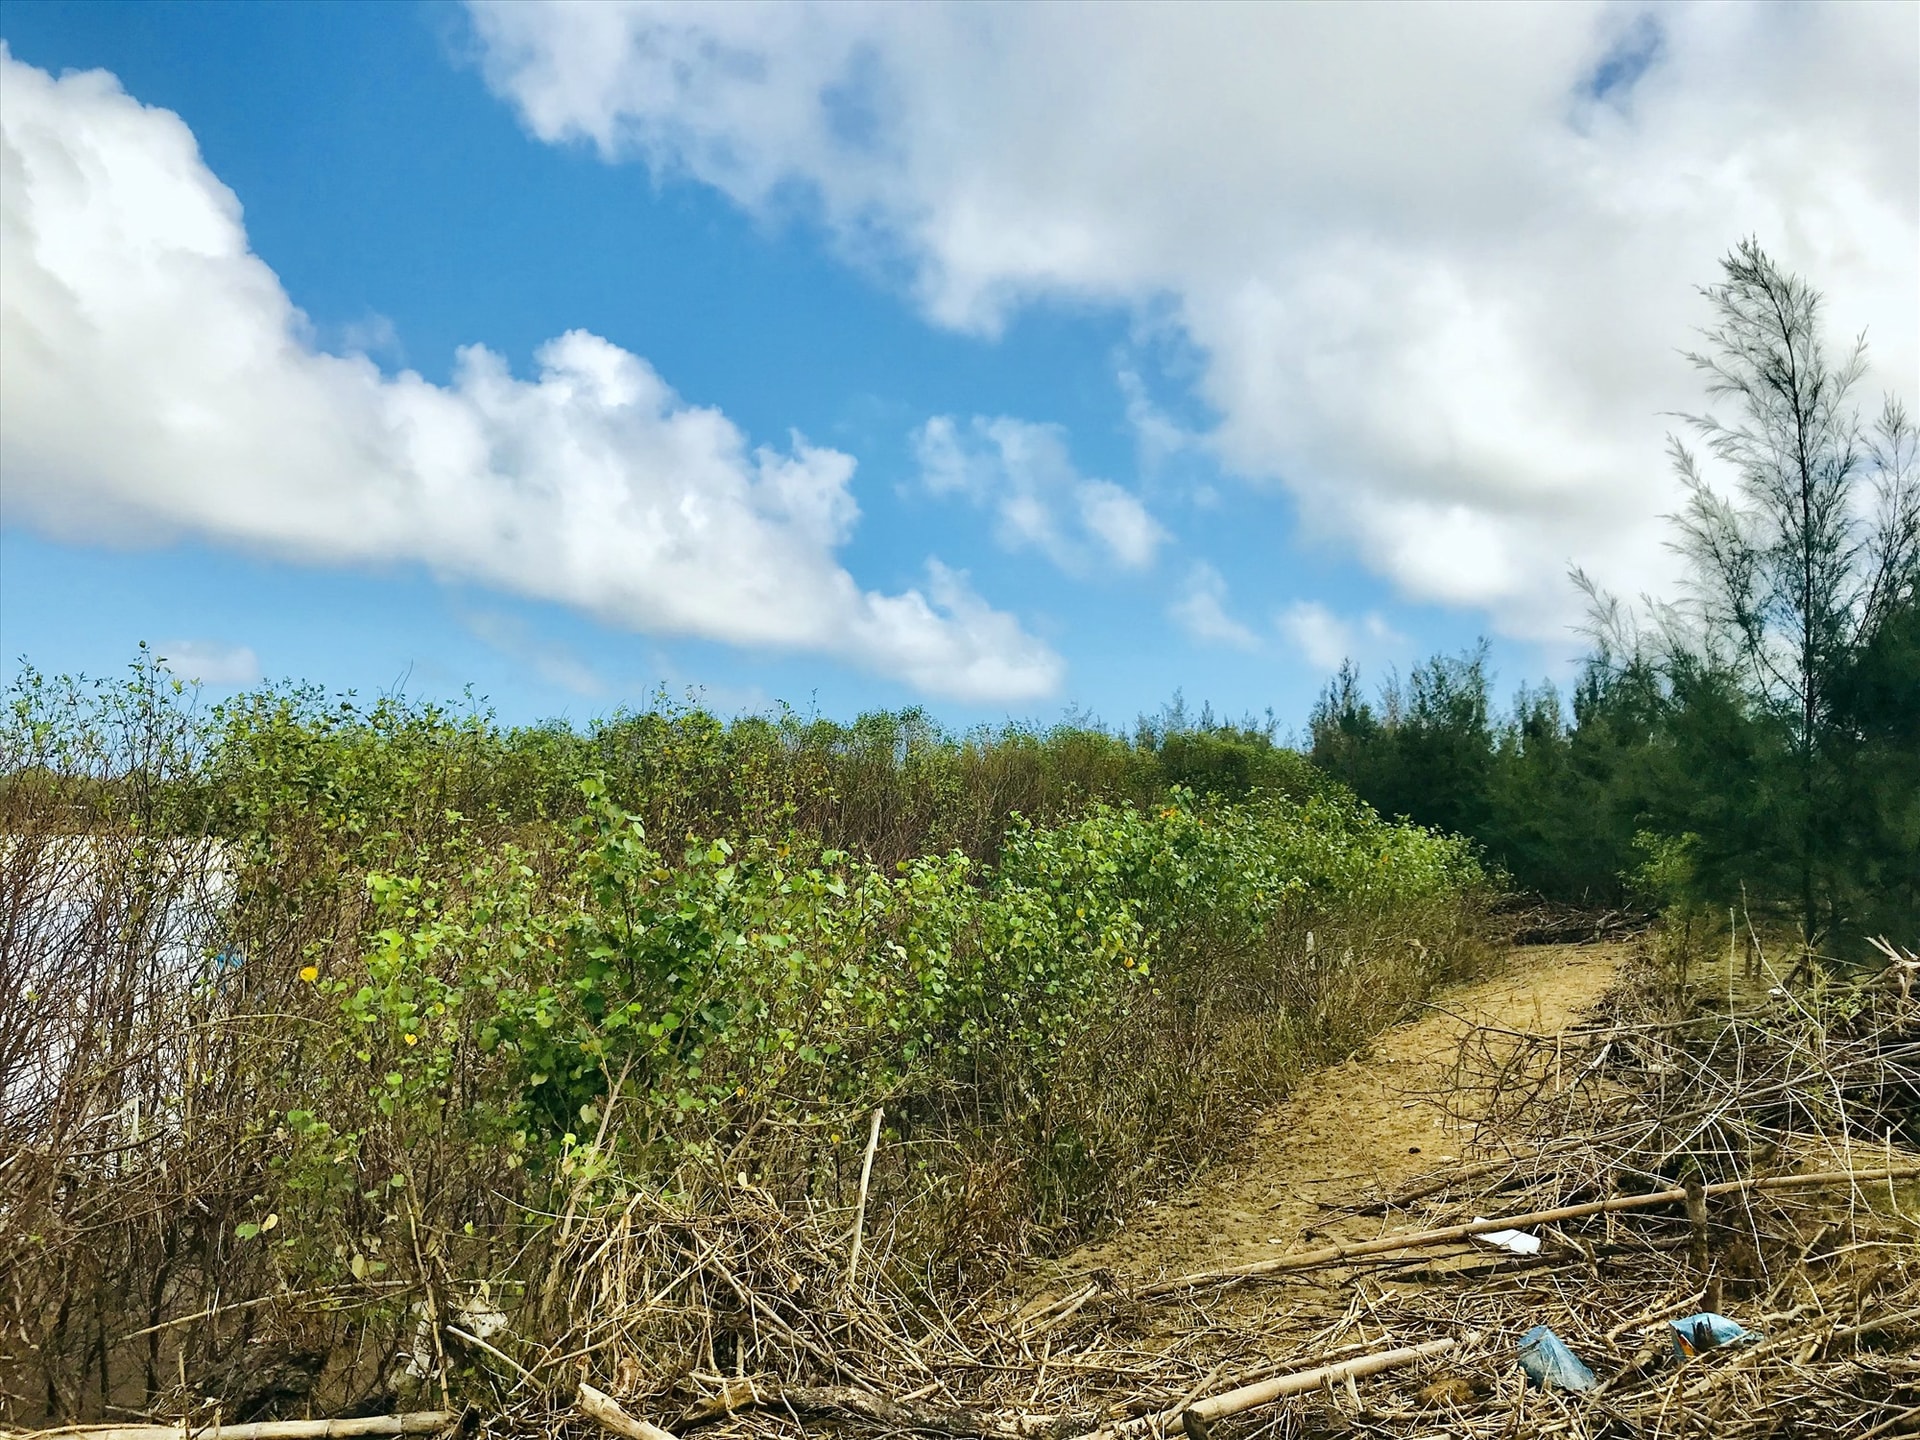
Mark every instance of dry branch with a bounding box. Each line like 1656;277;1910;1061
27;1416;457;1440
845;1106;886;1291
1349;1154;1533;1215
677;1381;1087;1439
579;1384;678;1440
1140;1163;1920;1295
1079;1339;1457;1440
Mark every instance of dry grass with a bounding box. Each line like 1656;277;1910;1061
395;932;1919;1440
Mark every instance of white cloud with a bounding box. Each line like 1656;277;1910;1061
468;1;1918;640
0;47;1060;703
331;311;402;363
155;639;260;686
1117;366;1195;476
1275;602;1353;673
1169;563;1259;651
1077;480;1164;572
913;415;1165;573
1274;602;1401;674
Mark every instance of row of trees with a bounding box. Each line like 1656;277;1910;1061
1311;242;1918;949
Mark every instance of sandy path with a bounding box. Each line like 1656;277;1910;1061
1059;942;1627;1288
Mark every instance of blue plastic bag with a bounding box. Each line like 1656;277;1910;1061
1668;1312;1757;1360
1517;1325;1598;1391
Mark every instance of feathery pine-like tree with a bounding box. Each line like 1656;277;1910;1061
1665;240;1918;943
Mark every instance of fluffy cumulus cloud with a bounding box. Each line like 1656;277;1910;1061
1171;562;1399;671
1276;604;1349;674
155;639;261;686
1168;563;1259;651
0;47;1060;702
1275;602;1400;675
913;415;1165;574
469;1;1919;639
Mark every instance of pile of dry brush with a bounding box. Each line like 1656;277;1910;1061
29;930;1912;1440
575;932;1916;1440
533;934;1918;1440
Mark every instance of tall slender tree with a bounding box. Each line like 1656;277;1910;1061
1312;245;1914;941
1665;240;1918;942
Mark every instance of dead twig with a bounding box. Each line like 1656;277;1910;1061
1139;1163;1920;1295
846;1106;886;1294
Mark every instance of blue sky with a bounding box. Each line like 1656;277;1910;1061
2;2;1913;733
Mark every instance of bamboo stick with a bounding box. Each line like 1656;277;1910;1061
1141;1163;1920;1296
1185;1338;1456;1425
676;1382;1082;1439
28;1415;456;1440
1081;1339;1457;1440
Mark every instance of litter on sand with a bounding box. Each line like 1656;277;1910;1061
1516;1325;1597;1391
1668;1312;1758;1359
1470;1218;1543;1256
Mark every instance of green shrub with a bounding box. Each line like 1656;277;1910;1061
0;657;1487;1420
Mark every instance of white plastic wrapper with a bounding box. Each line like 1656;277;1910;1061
1470;1219;1543;1256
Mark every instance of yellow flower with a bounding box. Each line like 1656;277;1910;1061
299;965;319;983
403;1033;418;1046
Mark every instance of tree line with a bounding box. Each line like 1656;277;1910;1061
1310;241;1918;951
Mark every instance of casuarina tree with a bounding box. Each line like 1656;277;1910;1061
1316;242;1917;945
1658;240;1917;944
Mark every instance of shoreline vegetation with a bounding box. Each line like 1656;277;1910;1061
1;243;1911;1430
1;664;1489;1421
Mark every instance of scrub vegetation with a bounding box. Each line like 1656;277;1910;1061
0;666;1486;1420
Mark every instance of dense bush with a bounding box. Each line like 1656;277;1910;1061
0;660;1485;1421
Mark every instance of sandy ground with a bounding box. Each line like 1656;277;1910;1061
1052;942;1629;1290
